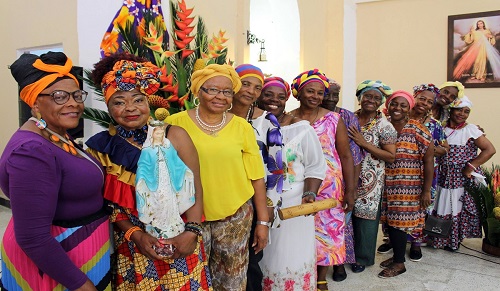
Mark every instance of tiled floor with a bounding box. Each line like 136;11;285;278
0;205;499;290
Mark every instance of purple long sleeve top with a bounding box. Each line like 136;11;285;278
0;130;105;290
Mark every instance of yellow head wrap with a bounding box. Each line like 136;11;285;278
190;64;242;96
438;81;464;99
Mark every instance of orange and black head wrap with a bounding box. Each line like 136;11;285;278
10;52;79;107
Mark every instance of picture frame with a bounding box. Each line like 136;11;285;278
447;10;500;88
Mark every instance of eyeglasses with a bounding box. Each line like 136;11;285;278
200;87;234;97
362;93;382;103
38;90;88;105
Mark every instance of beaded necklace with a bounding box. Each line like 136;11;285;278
195;106;226;136
446;122;466;138
29;117;78;156
355;110;379;132
246;105;254;124
116;125;148;145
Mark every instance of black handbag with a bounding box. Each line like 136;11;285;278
423;215;452;238
423;191;452;238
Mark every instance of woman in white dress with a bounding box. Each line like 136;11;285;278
257;77;327;290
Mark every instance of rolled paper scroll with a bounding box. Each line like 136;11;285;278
278;198;338;220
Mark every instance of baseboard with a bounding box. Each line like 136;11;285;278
0;198;11;208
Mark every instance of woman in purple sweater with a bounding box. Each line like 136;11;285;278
0;52;110;290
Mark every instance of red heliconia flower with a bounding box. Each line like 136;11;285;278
182;36;195;45
181;49;195;60
178;93;190;106
174;39;187;49
175;20;188;31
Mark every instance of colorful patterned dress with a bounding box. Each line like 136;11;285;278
338;108;365;264
86;129;212;291
431;124;483;250
354;112;397;220
383;119;432;236
260;120;326;291
313;111;346;266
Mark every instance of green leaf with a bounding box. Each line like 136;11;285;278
82;107;113;129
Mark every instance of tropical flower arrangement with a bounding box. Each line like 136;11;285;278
466;164;500;249
84;0;230;128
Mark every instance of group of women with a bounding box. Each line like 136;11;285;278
0;50;495;291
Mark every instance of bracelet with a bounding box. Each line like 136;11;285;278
256;220;271;227
302;191;317;199
184;222;203;236
467;162;477;171
124;226;142;242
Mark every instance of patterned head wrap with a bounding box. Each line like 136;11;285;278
438;81;464;99
355;80;393;103
291;69;329;99
386;90;415;110
263;77;291;100
413;83;440;102
101;60;161;104
190;64;242;96
235;64;264;84
449;95;472;109
10;52;79;107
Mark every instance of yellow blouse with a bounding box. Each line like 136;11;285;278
166;111;265;221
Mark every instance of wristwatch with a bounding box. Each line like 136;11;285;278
256;220;271;227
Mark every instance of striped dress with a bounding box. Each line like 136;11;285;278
0;130;111;290
383;119;431;235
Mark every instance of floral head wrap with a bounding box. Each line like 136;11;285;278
413;83;440;102
291;69;329;99
235;64;264;84
263;77;291;100
449;95;473;109
190;64;242;96
10;52;79;107
355;80;393;103
386;90;415;110
438;81;464;99
101;60;161;104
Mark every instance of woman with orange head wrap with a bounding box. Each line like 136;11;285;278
86;52;211;290
0;52;111;290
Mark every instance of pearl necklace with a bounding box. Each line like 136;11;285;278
195;106;226;136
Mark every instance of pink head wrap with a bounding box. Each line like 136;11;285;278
263;77;291;100
385;90;415;110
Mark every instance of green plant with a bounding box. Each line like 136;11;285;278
466;164;500;247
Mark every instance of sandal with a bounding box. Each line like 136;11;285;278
380;257;394;268
378;266;406;278
317;281;328;291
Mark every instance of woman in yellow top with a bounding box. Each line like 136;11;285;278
167;64;269;291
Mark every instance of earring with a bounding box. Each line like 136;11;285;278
193;97;200;107
227;103;233;111
35;112;46;129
